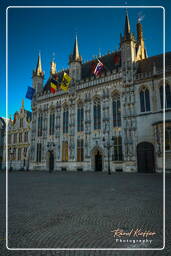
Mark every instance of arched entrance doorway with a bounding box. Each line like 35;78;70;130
137;142;155;173
48;150;54;172
94;150;102;172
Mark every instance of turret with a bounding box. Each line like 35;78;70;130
136;18;147;60
32;53;44;93
69;35;82;81
50;59;57;76
120;10;137;63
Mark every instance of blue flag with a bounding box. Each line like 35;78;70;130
26;86;35;100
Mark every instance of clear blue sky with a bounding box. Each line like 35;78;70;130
0;0;171;118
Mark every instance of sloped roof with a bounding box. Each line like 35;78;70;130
43;51;121;92
136;52;171;74
43;51;171;93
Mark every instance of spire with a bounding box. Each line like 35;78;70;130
21;99;24;109
69;35;82;63
124;10;131;39
50;59;57;75
33;52;44;77
137;18;143;42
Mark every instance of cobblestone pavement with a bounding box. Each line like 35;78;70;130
0;171;171;255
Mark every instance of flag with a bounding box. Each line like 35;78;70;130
60;72;72;91
50;77;59;93
25;86;35;100
50;82;57;94
91;61;97;74
94;59;104;76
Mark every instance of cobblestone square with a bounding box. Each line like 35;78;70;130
0;171;171;256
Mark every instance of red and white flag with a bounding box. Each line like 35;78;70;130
94;59;104;76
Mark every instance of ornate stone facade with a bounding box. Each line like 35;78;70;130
29;13;171;173
2;100;32;170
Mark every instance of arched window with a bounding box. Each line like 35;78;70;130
112;93;121;127
159;84;171;109
62;141;68;161
166;84;171;108
36;143;41;162
38;115;43;137
63;107;69;134
140;87;150;112
166;127;171;150
77;104;84;132
77;139;84;162
94;98;101;130
112;136;123;161
49;112;55;135
159;86;163;109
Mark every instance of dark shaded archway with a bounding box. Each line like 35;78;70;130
48;151;54;173
137;142;155;173
95;150;102;172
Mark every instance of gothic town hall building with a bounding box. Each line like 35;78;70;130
30;13;171;173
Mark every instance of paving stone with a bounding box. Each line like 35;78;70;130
0;171;170;255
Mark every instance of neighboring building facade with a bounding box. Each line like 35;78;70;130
0;117;6;170
29;13;171;173
2;100;32;170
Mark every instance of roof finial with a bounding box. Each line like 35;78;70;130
33;52;44;77
69;34;82;63
124;9;131;38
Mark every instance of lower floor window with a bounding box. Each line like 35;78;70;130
77;139;84;162
62;141;68;162
18;148;21;160
112;136;123;161
166;127;171;150
37;143;41;162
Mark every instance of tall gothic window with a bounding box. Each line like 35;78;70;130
63;107;69;134
38;115;43;137
160;84;171;109
166;84;171;108
112;93;121;127
94;98;101;130
166;127;171;150
62;141;68;161
14;133;17;143
77;139;84;162
19;133;22;143
8;134;11;144
36;143;41;162
140;87;150;112
24;131;28;142
49;113;55;135
18;148;21;160
77;105;84;132
20;118;23;128
112;136;123;161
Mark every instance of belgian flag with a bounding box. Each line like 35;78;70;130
50;78;59;94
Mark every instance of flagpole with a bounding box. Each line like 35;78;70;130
96;58;110;72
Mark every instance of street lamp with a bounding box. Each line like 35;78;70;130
103;123;114;175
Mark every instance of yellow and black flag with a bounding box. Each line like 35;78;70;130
60;72;72;91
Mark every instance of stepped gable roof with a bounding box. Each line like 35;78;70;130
136;51;171;74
